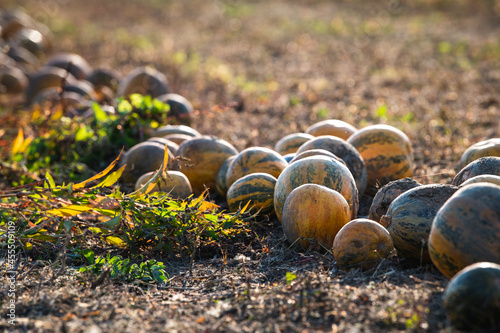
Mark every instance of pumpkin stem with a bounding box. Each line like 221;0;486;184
379;215;391;228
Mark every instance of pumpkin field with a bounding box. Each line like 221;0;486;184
1;0;500;332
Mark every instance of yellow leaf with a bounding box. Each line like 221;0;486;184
12;128;24;155
73;148;124;189
239;200;251;214
46;204;94;217
162;145;169;176
105;235;127;248
198;201;220;213
93;164;127;188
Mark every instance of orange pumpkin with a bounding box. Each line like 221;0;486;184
225;146;288;189
305;119;357;140
289;148;345;166
175;136;238;195
226;173;277;215
347;124;413;195
274;155;359;222
457;138;500;171
332;218;395;271
428;183;500;279
282;184;351;250
274;133;314;155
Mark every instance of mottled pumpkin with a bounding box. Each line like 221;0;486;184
274;133;314;155
428;183;500;279
452;156;500;186
460;174;500;187
175;136;238;195
282;184;351;250
379;184;458;264
443;262;500;331
457;138;500;171
305;119;357;140
134;170;193;199
225;147;288;188
296;135;368;196
332;218;395;271
274;155;359;222
347;124;413;195
226;173;277;215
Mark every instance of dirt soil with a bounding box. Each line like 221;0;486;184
1;0;500;332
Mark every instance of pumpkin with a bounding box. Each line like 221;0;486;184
145;137;180;156
305;119;357;140
452;156;500;186
0;65;28;95
226;173;277;215
117;66;169;98
332;218;395;271
156;93;194;126
225;147;288;189
215;155;236;198
134;170;193;199
119;141;174;185
274;155;359;222
175;136;238;195
282;184;351;250
289;148;345;166
274;133;314;155
25;66;78;105
368;177;422;223
86;67;121;92
296;135;367;196
457;138;500;171
428;183;500;279
44;52;93;80
379;184;458;265
163;133;195;145
443;262;500;331
347;124;413;195
460;174;500;187
153;124;201;138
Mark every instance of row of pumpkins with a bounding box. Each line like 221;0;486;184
119;120;500;331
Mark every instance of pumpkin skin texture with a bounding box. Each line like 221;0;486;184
274;155;359;223
457;138;500;171
296;135;368;196
225;147;288;189
289;148;346;166
134;170;193;199
460;174;500;187
347;124;413;195
380;184;458;265
153;124;201;138
145;137;179;156
369;177;422;223
443;262;500;331
305;119;357;140
332;218;395;271
282;184;351;250
452;156;500;186
274;133;314;155
175;136;238;195
226;173;277;215
428;183;500;279
216;155;236;198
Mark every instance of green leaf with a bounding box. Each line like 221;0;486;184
45;171;56;189
102;214;122;229
286;271;297;285
75;125;93;142
92;102;109;122
83;249;95;264
93;165;126;188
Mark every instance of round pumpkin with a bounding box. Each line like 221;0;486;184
305;119;357;140
452;156;500;186
134;170;193;199
156;93;194;126
145;137;180;156
163;133;195;145
44;52;93;80
379;184;458;264
347;124;413;195
215;155;236;198
117;66;169;98
119;141;174;185
274;133;314;155
282;184;351;251
225;147;288;189
226;173;277;215
443;262;500;331
428;183;500;279
0;65;28;95
153;124;201;138
289;148;345;166
274;155;359;223
457;138;500;171
332;218;395;271
175;136;238;195
296;135;367;196
460;174;500;187
25;66;78;105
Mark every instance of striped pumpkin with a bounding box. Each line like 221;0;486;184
305;119;357;140
274;155;359;223
282;184;351;250
428;183;500;279
225;147;288;189
274;133;314;155
347;124;413;195
457;138;500;171
289;148;345;166
296;135;368;196
215;155;236;198
452;156;500;186
379;184;458;265
175;136;238;195
226;173;277;215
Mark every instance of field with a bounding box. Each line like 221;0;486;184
1;0;500;332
